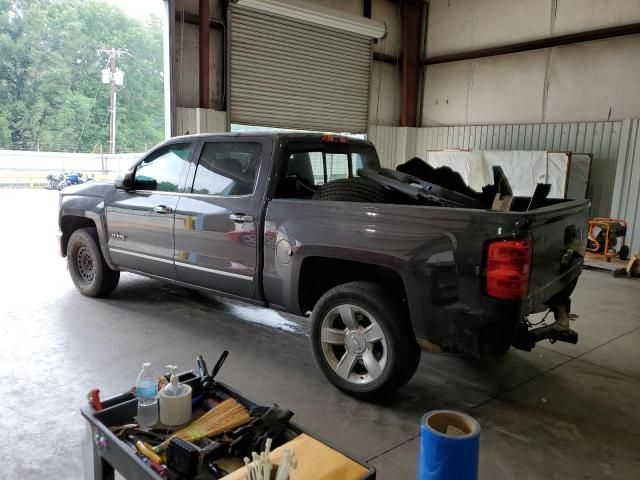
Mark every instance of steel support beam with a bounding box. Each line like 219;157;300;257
425;23;640;65
373;51;400;64
401;1;421;127
198;0;210;108
174;11;223;30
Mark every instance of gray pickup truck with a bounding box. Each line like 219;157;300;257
58;133;589;400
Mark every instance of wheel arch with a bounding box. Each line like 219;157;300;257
59;209;117;270
296;255;416;338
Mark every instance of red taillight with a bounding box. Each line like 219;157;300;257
486;238;531;301
321;134;349;144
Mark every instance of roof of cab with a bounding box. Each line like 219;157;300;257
166;131;373;147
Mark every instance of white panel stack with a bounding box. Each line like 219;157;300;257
425;150;589;199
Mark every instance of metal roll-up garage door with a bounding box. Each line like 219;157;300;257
229;2;379;133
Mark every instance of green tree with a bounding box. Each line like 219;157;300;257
0;0;164;152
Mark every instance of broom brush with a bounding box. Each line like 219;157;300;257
154;398;250;452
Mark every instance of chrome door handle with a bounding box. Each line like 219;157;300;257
153;205;173;214
229;213;254;222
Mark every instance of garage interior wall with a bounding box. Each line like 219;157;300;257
611;118;640;253
369;120;626;220
174;0;225;110
422;0;640;126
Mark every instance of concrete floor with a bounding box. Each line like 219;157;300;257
1;189;639;479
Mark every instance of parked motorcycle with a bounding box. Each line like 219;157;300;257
45;171;91;190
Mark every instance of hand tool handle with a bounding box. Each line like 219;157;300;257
211;350;229;380
196;354;209;377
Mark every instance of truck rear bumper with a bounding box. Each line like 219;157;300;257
417;266;582;358
419;299;525;358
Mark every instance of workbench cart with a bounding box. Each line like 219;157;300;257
81;372;376;480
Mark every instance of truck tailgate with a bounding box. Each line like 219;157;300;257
525;199;590;310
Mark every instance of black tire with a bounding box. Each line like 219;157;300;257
67;227;120;297
312;177;389;203
619;245;630;261
310;281;420;401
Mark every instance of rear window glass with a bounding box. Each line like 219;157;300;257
285;145;378;187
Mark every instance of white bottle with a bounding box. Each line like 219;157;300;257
159;365;192;426
136;362;158;427
163;365;187;396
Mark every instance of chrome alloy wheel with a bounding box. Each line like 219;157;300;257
320;304;388;385
75;245;96;283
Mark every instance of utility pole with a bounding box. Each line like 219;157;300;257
109;53;117;155
99;48;129;154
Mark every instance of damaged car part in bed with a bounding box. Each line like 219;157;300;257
58;133;589;400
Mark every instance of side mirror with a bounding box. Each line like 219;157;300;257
114;171;134;190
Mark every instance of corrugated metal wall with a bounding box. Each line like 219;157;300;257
369;121;623;218
369;120;640;251
611;119;640;253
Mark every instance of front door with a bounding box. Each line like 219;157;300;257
173;138;271;298
106;142;193;278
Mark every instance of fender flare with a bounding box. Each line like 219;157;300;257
60;206;118;271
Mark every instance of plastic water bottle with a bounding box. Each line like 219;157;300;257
136;362;158;427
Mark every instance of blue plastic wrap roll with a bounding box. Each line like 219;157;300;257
417;410;480;480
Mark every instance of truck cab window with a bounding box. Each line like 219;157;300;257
326;153;349;182
134;143;191;192
352;153;366;172
191;142;261;196
276;145;379;199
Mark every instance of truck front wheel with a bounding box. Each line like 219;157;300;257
310;281;420;401
67;227;120;297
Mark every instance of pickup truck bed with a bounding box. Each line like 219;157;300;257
264;197;588;358
58;133;589;400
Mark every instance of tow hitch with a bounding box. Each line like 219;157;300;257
513;303;579;352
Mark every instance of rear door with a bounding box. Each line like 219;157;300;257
173;137;272;298
106;142;193;278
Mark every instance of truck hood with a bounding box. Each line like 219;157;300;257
60;181;115;198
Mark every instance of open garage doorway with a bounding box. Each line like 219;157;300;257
0;0;166;187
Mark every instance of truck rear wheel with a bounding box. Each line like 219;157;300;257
310;281;420;401
67;227;120;297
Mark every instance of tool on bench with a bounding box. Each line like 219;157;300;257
136;440;164;464
165;437;230;479
197;351;228;393
229;405;294;458
194;351;229;410
87;388;103;411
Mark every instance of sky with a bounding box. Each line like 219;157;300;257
103;0;165;22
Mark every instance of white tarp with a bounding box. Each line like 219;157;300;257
425;150;485;191
425;149;576;198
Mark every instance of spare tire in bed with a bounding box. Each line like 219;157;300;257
312;177;389;203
